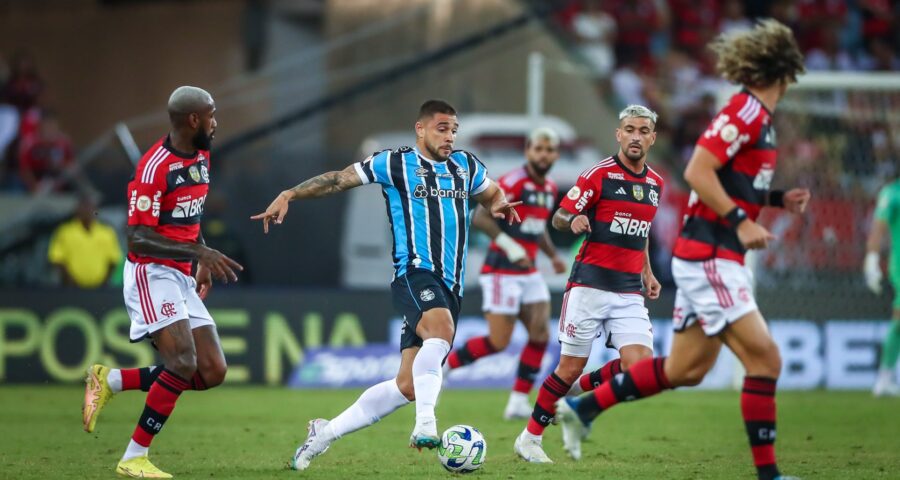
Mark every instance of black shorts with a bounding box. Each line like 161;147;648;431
391;268;461;351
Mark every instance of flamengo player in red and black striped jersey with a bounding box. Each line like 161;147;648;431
514;105;664;463
445;127;568;421
556;21;810;480
81;86;243;479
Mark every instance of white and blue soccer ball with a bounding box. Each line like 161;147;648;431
437;424;486;473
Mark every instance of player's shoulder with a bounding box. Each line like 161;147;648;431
499;166;529;185
720;91;768;127
578;155;618;181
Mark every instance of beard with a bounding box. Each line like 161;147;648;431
426;143;450;161
192;129;213;151
623;145;644;161
529;161;552;177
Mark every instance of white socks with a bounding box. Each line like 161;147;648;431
107;369;123;393
122;439;148;461
324;379;410;441
412;338;451;422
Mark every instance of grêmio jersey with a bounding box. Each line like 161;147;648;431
674;89;777;264
559;154;664;293
481;166;557;275
126;135;209;276
354;146;489;297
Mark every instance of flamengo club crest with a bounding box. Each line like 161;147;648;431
632;184;644;201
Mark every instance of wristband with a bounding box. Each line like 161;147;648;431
724;207;748;229
495;232;527;262
768;190;785;208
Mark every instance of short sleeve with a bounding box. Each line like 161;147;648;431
126;161;167;227
696;108;760;164
354;150;392;186
559;172;600;214
47;226;65;264
467;153;489;195
875;187;893;222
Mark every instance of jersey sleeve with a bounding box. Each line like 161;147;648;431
559;171;600;214
354;150;391;186
467;152;489;195
875;187;894;222
126;160;166;227
695;102;762;164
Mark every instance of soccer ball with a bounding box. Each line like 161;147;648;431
437;424;486;473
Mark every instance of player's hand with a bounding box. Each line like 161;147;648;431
570;215;591;235
250;191;292;234
514;258;534;269
491;200;522;225
197;246;244;284
195;264;213;300
783;188;811;214
642;266;661;300
736;220;775;250
864;252;883;295
551;255;567;274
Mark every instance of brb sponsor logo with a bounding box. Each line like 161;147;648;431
413;184;468;199
173;194;206;219
610;211;650;238
519;217;546;235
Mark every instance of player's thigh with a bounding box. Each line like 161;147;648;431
151;318;197;375
479;273;523;317
720;310;782;378
558;287;606;362
485;312;517;350
664;321;722;387
518;273;551;338
395;346;420;401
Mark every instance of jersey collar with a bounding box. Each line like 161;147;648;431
164;135;199;160
614;153;647;178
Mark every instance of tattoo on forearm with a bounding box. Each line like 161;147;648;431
290;172;342;198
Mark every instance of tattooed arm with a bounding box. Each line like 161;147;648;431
127;226;243;283
250;164;363;233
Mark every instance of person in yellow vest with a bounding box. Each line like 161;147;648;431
48;193;122;288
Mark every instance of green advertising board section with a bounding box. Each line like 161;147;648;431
0;287;888;384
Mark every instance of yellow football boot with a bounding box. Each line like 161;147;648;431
83;364;114;433
116;455;173;479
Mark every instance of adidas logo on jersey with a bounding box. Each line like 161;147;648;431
175;176;185;185
615;187;626;195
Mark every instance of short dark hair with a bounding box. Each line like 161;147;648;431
418;99;457;121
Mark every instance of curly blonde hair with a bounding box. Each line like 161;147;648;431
710;19;805;88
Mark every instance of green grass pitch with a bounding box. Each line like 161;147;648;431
1;386;897;479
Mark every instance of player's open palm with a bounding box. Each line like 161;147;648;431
197;247;243;284
737;220;775;250
251;191;291;233
784;188;811;214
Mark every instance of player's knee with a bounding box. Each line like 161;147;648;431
758;343;782;379
203;361;228;388
488;333;510;351
167;353;198;380
527;322;549;344
554;363;583;386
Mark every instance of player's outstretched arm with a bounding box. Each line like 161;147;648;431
126;226;243;283
250;164;362;233
474;180;522;225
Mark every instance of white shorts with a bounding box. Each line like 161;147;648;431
672;257;758;337
479;272;551;315
123;260;214;342
557;286;653;357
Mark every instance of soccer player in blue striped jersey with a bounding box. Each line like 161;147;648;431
252;100;521;470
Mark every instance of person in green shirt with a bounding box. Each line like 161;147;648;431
48;194;122;288
864;180;900;396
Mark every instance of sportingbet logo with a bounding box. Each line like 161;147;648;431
413;184;468;199
173;195;206;218
610;214;650;238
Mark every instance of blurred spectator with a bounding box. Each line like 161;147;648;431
806;25;858;70
602;0;662;67
668;0;719;57
610;57;650;108
570;0;616;79
860;0;894;44
719;0;752;34
795;0;848;52
860;38;900;71
18;111;78;193
48;193;122;288
3;51;43;113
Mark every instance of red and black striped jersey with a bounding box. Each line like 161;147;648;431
126;135;210;276
673;90;776;264
560;154;664;293
481;166;558;275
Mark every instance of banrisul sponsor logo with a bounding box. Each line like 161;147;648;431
414;184;468;199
